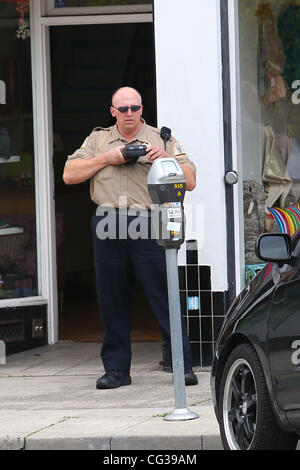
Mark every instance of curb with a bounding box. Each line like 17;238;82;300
0;407;222;451
17;434;223;451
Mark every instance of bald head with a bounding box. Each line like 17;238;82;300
110;86;143;138
111;87;142;107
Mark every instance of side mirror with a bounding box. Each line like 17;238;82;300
255;233;292;263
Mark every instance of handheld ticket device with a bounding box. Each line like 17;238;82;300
147;157;198;422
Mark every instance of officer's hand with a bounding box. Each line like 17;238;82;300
146;146;168;161
105;146;126;165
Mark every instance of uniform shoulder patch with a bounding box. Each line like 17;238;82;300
173;142;185;155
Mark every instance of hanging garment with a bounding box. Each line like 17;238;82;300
262;126;291;183
287;137;300;182
257;4;287;103
278;4;300;89
262;126;292;208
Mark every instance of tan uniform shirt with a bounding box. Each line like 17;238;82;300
65;120;196;210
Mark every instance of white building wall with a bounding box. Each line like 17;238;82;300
153;0;228;292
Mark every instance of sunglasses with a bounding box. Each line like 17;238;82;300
112;105;142;113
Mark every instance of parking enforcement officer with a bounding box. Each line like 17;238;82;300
63;87;197;389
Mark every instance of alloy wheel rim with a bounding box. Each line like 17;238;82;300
223;358;257;450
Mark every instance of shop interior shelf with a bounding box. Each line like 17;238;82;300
0;155;20;164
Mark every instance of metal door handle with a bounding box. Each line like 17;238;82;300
225;171;238;185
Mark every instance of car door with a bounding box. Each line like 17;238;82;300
268;233;300;411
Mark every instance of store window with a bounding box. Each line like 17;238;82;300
238;0;300;283
43;0;152;16
0;1;38;299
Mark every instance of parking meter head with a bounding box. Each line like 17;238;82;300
147;158;186;249
147;158;186;205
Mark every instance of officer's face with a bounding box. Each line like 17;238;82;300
110;90;143;135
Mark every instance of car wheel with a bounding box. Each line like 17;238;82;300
219;343;298;450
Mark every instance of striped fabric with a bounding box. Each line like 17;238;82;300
267;203;300;235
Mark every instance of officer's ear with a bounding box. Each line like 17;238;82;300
110;106;116;118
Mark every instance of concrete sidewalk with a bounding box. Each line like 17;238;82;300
0;341;222;450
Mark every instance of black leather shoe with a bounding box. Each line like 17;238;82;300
184;369;198;386
96;370;131;389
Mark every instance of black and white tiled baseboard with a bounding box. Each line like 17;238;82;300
163;240;228;369
179;265;227;367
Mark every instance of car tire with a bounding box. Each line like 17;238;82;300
218;343;298;450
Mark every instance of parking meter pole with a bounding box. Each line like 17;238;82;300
166;249;185;408
164;248;199;422
147;157;199;421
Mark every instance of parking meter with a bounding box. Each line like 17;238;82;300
147;158;198;422
147;158;185;250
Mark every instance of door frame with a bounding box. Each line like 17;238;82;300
220;0;236;306
224;0;244;297
29;0;153;345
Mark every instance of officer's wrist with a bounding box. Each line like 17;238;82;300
95;152;109;168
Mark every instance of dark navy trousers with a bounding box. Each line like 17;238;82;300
91;211;193;373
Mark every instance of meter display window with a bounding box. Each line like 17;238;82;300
161;161;178;176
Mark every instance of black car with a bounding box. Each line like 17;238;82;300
211;230;300;450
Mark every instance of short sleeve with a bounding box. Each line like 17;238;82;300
64;131;97;166
167;136;197;177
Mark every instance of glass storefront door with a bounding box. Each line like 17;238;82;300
236;0;300;285
0;1;38;300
